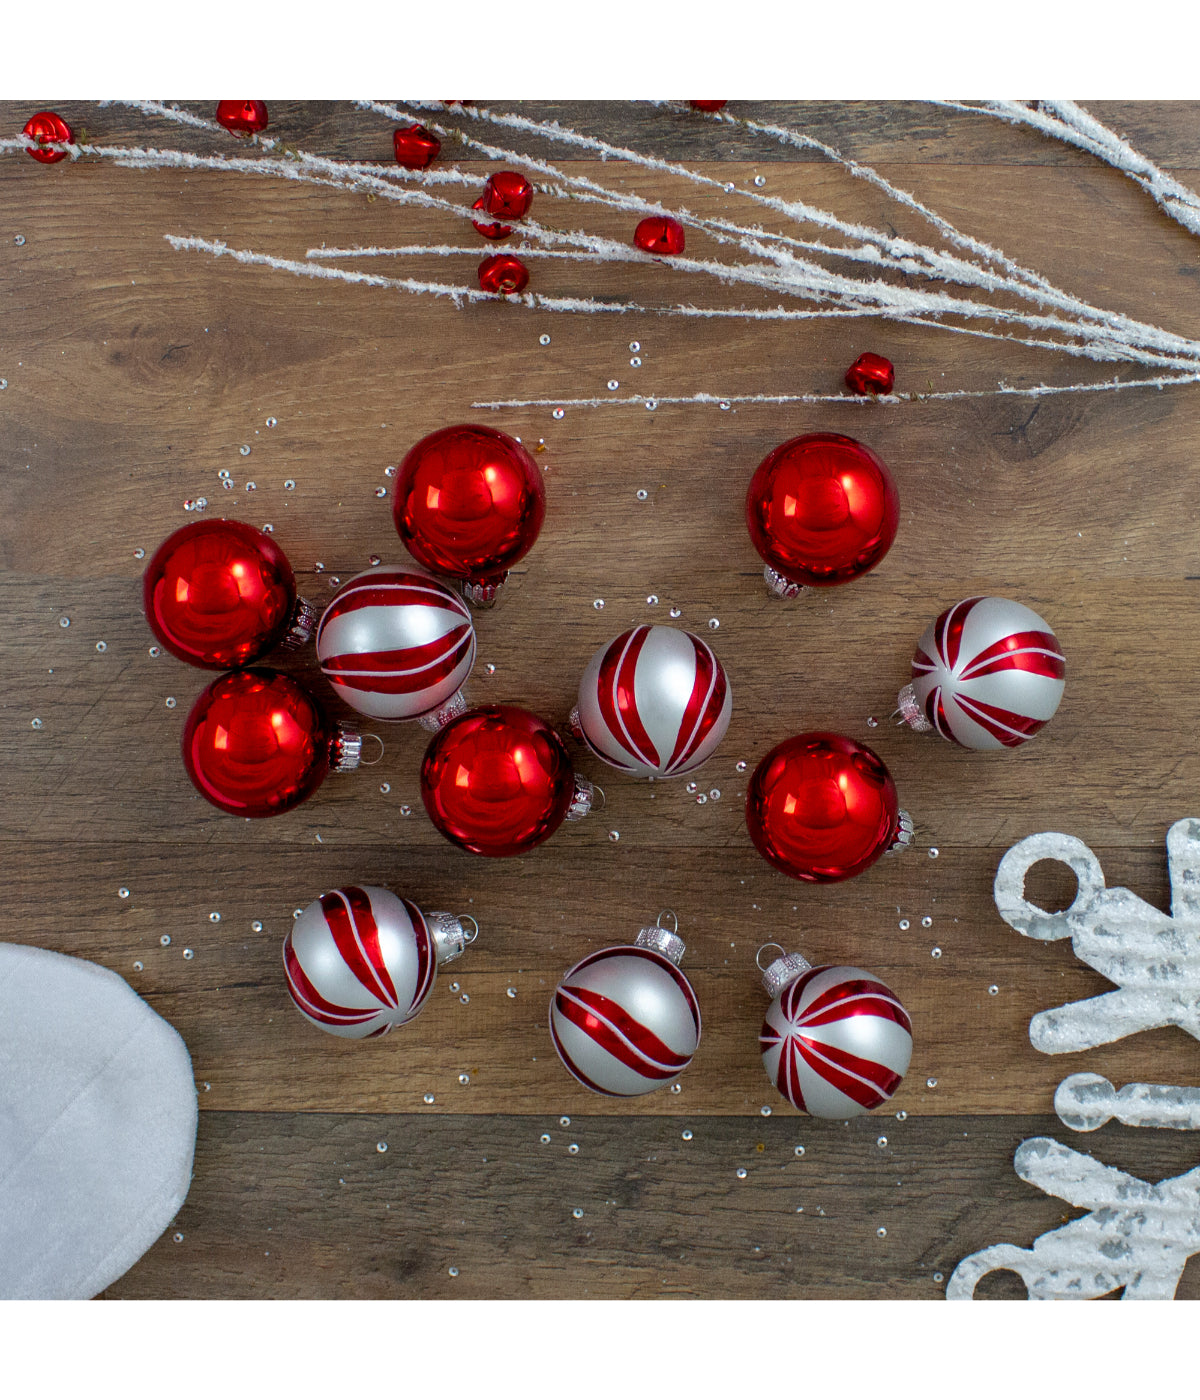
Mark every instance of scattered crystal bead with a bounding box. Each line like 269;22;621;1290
552;408;565;419
240;445;251;456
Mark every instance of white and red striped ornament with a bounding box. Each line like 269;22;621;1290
758;947;912;1118
283;885;477;1039
550;915;702;1096
316;567;476;728
571;624;732;778
897;595;1065;750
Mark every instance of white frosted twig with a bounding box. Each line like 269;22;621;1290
472;371;1200;411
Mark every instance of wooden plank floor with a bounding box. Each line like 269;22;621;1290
4;99;1200;1299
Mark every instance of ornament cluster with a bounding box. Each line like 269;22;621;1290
119;99;1072;1117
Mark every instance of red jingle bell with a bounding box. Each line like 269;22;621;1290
471;197;512;240
142;519;314;669
216;101;269;134
478;253;529;295
480;171;534;221
23;111;73;163
745;732;912;883
421;705;593;857
689;101;727;112
182;668;361;818
745;431;899;598
845;353;896;396
393;423;546;606
393;123;441;169
634;215;686;256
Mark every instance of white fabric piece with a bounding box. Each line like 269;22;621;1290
0;942;197;1299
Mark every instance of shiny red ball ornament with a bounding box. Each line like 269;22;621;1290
471;197;512;241
478;253;529;295
634;215;686;256
143;519;313;669
23;111;73;163
689;101;727;111
393;123;441;169
745;732;911;883
215;101;268;134
421;705;590;857
745;432;899;597
481;170;534;221
845;352;896;396
393;423;546;604
182;668;359;818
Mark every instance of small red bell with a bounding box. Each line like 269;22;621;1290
472;197;513;240
634;215;686;256
845;353;896;396
393;123;441;169
481;171;533;220
23;111;73;164
216;101;269;135
478;253;530;295
689;101;727;112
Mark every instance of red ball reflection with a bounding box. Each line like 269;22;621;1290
216;101;269;134
421;705;576;856
745;432;899;587
393;424;546;584
745;732;900;882
143;519;298;668
182;668;332;818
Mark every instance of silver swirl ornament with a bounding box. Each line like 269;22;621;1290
758;946;912;1117
283;885;476;1038
550;914;702;1095
572;624;732;777
316;567;476;728
897;595;1065;750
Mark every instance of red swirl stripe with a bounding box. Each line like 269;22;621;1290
549;1017;623;1096
957;629;1065;682
911;645;937;676
318;577;470;633
665;636;724;774
784;975;912;1034
596;627;661;770
792;1035;901;1108
936;596;981;671
321;889;399;1009
283;940;381;1028
403;899;436;1016
565;948;701;1035
322;629;473;694
555;984;692;1079
953;692;1047;746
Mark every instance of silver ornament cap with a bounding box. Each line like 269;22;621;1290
565;774;594;822
635;925;686;965
760;949;813;999
886;809;914;855
763;564;807;600
895;682;932;732
460;574;507;608
330;722;363;772
417;687;469;733
425;911;478;966
280;595;318;651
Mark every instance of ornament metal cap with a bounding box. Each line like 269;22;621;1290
565;774;595;822
460;573;508;609
568;703;585;742
895;682;933;732
887;809;914;855
416;687;468;733
426;911;479;966
757;943;813;998
635;910;686;965
763;564;807;601
279;595;318;652
329;722;363;773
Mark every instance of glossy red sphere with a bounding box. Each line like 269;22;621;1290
216;101;268;134
421;705;576;856
143;519;298;669
393;424;546;584
478;253;529;295
182;668;332;818
471;196;512;240
481;171;534;220
689;101;727;111
393;123;441;168
746;732;900;882
23;111;73;163
845;352;896;396
745;432;899;588
634;215;686;256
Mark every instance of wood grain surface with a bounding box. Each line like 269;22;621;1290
4;99;1200;1299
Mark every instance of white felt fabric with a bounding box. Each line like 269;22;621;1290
0;942;197;1299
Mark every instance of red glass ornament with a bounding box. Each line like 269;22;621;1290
393;424;546;588
745;432;899;589
182;669;338;818
745;732;901;883
689;101;727;111
143;519;308;669
478;253;529;295
393;123;441;169
845;352;896;396
481;171;534;221
634;215;686;256
216;101;269;134
471;196;512;240
23;111;73;163
421;705;577;856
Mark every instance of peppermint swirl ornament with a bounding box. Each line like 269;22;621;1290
550;914;701;1097
570;624;732;778
757;946;913;1118
317;567;476;730
283;885;478;1039
897;596;1066;750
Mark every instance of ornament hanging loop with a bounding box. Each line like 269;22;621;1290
756;942;787;973
758;946;813;998
357;734;386;767
656;909;679;936
459;914;481;945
